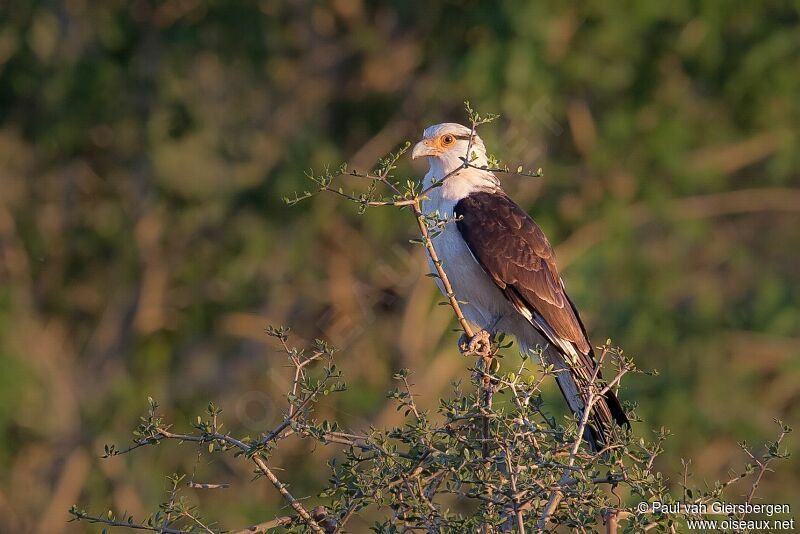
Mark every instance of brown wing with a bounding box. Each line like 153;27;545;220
455;191;630;448
454;191;590;354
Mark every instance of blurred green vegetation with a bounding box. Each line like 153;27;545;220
0;1;798;532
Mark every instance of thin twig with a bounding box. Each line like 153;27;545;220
154;428;325;534
230;515;294;533
537;347;630;532
69;511;191;534
411;197;474;338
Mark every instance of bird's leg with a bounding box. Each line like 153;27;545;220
458;329;493;358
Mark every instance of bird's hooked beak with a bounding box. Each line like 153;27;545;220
411;139;436;160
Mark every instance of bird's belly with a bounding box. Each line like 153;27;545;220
421;194;552;354
427;225;512;329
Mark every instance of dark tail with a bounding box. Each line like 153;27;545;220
553;362;630;453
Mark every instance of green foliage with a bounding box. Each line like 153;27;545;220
69;331;790;533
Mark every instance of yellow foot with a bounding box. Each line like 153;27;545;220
458;330;492;358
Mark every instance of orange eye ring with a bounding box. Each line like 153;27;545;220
440;134;456;147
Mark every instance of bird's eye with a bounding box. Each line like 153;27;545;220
441;134;455;147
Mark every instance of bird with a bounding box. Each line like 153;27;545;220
411;122;629;451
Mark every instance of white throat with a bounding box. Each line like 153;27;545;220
423;155;500;205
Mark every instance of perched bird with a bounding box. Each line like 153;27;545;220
411;122;629;451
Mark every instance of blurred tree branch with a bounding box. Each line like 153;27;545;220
557;188;800;268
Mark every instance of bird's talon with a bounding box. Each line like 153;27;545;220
459;330;492;357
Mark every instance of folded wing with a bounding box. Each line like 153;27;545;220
454;190;628;450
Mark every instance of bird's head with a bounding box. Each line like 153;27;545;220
411;123;489;177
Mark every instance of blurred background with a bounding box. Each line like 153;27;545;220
0;1;798;532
